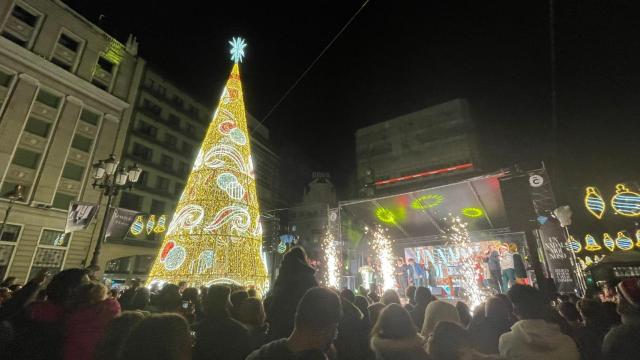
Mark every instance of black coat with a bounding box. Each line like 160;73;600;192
192;314;253;360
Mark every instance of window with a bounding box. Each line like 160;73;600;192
36;90;61;108
150;199;166;213
185;123;196;136
168;114;180;128
1;4;41;48
137;171;148;186
165;134;178;148
160;154;173;169
0;224;21;279
0;182;28;200
172;95;184;107
71;134;92;152
12;148;40;169
132;143;153;161
62;163;85;181
156;176;169;191
182;143;193;156
51;32;82;71
24;116;51;137
97;57;114;73
177;162;189;177
80;109;100;125
52;193;75;210
174;183;183;196
119;192;143;211
92;56;116;90
0;69;14;87
39;229;70;247
137;121;157;137
29;247;66;279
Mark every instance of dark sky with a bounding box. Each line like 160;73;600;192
65;0;640;214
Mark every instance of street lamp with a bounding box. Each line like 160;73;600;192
89;154;142;269
0;185;24;241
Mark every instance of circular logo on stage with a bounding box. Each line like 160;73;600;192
330;211;337;222
529;175;544;188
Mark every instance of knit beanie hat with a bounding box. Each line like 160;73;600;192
617;278;640;308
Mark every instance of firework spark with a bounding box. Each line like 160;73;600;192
322;229;340;288
369;226;395;291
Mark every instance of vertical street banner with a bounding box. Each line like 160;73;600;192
65;201;99;233
105;207;139;241
538;218;577;294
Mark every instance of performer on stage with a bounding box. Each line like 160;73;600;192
408;258;425;287
483;246;502;293
499;244;516;292
395;258;409;294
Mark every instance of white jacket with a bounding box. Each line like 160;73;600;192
498;319;579;360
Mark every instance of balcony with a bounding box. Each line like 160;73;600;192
3;16;35;46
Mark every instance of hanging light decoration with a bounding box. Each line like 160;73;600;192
584;187;606;219
567;235;582;253
584;234;602;251
611;184;640;217
603;233;615;252
615;231;634;251
444;215;485;309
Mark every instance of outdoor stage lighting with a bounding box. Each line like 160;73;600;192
461;207;484;218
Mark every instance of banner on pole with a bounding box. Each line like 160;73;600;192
65;201;99;233
538;218;577;294
105;207;139;241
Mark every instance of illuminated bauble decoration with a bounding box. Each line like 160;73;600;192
164;245;186;271
584;256;593;266
411;194;444;210
146;44;268;290
615;231;634;251
277;241;287;254
611;184;640;217
636;229;640;248
603;233;615;252
130;215;144;236
584;234;601;251
153;215;167;233
461;207;484;218
567;235;582;253
146;215;156;235
584;187;606;219
375;207;396;224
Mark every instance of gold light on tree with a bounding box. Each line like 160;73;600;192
146;38;268;291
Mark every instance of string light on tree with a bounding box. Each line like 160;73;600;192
368;226;395;291
321;228;340;288
146;38;268;291
444;215;485;309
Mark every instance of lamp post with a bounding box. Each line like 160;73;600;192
89;154;142;269
0;185;25;241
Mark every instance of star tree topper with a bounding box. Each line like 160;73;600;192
229;37;247;63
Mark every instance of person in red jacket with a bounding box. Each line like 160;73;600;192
64;282;120;360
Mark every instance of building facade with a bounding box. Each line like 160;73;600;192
0;0;143;281
355;98;481;196
101;70;284;282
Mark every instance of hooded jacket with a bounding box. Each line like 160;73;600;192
499;319;580;360
370;334;429;360
245;339;328;360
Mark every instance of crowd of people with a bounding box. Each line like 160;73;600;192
0;246;638;360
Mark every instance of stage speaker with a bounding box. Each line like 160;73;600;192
499;175;537;231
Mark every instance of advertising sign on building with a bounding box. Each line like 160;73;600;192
65;201;100;233
538;219;577;294
105;208;139;241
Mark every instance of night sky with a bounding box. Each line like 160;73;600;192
65;0;640;222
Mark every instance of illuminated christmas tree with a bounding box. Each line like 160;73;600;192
146;38;268;291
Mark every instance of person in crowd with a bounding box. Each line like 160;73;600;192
574;299;608;360
421;300;461;339
427;321;499;360
381;289;401;306
0;287;11;306
263;246;318;342
130;286;153;312
357;285;369;297
121;313;192;360
369;302;385;327
156;283;183;313
178;281;188;293
511;245;527;285
410;286;434;329
354;295;371;324
7;284;21;293
193;284;252;360
10;268;88;360
469;296;514;354
368;289;381;303
183;287;204;323
395;257;410;295
455;301;472;328
408;258;425;287
237;297;268;350
558;300;582;328
601;278;640;360
499;244;516;292
334;290;370;360
484;247;501;293
118;278;140;310
405;285;417;307
247;286;258;298
341;288;356;304
499;284;579;360
370;303;428;360
63;282;121;360
247;287;343;360
230;289;249;320
0;276;17;288
94;310;145;360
